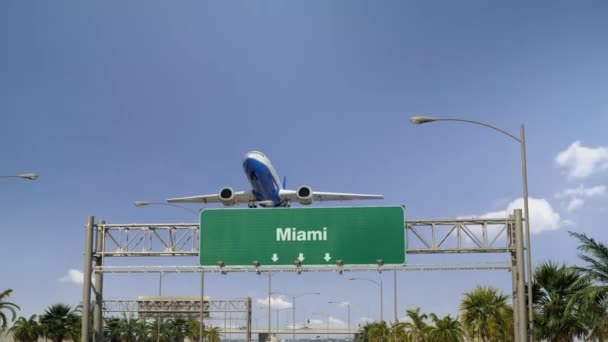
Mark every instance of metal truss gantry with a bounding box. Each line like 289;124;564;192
82;211;528;342
103;298;251;329
94;217;514;272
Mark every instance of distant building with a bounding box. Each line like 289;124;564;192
136;296;210;319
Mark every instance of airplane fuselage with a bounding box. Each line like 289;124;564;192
242;151;284;207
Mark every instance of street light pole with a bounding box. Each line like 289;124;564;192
157;272;171;342
312;312;329;341
393;269;397;323
273;292;320;342
349;278;383;322
410;115;534;340
133;201;204;341
328;301;351;337
200;270;205;342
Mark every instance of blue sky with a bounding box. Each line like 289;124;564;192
1;0;608;333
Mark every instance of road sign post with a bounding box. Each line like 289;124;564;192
199;206;406;267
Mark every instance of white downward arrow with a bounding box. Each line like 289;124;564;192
324;253;332;262
297;253;305;262
271;253;279;262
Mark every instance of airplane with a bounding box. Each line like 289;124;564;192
167;151;383;208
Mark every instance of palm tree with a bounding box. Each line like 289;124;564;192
9;315;42;342
587;306;608;342
427;314;465;342
205;325;221;342
356;322;374;342
119;315;141;342
159;318;187;342
459;285;512;341
569;231;608;340
186;319;201;341
403;307;429;341
388;321;409;342
39;304;80;342
104;317;122;342
0;289;20;330
533;261;590;342
134;318;153;341
570;232;608;284
365;321;389;342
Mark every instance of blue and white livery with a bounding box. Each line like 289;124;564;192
167;151;383;207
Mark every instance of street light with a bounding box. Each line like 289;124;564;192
135;202;204;341
311;312;330;341
0;173;39;180
275;307;291;335
272;292;320;342
410;115;533;339
328;301;351;337
349;278;383;322
134;201;200;215
157;271;173;342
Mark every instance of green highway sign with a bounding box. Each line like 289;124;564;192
199;206;405;266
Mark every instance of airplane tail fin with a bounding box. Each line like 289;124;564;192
282;176;287;189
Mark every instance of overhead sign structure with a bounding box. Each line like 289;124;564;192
199;206;405;267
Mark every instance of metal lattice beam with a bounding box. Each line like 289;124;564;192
95;218;513;258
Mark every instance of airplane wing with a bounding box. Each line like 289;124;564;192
310;191;384;201
279;189;383;203
166;190;255;204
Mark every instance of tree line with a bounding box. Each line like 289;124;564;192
0;300;222;342
355;232;608;341
3;231;608;341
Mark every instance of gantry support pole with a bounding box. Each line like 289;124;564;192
82;216;95;342
200;270;205;342
268;272;272;342
515;209;527;342
511;215;519;342
93;220;105;341
246;297;252;342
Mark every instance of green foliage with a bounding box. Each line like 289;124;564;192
459;285;513;341
8;315;42;342
105;316;154;342
388;321;408;341
39;304;81;342
205;325;221;342
402;308;429;341
0;289;20;331
533;261;593;341
427;314;465;342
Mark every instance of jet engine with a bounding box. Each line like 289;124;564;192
296;186;313;205
218;187;236;206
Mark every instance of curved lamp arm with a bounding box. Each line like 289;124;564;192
0;173;39;180
410;116;521;143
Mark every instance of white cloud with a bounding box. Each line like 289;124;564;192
328;317;347;329
567;198;585;212
555;185;606;212
256;296;293;310
555;141;608;179
60;269;84;285
556;185;607;198
463;197;561;234
359;317;375;324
